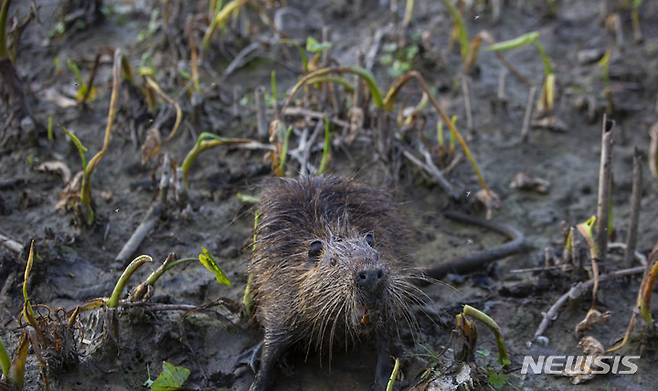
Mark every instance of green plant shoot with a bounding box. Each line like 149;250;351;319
284;66;384;110
5;333;28;390
442;0;469;61
386;357;401;391
0;337;9;378
147;361;190;391
47;116;54;141
198;247;231;286
107;255;153;308
66;59;96;103
276;126;293;177
0;0;12;61
62;127;88;170
318;117;331;174
462;305;511;367
270;69;278;106
201;0;248;50
487;32;555;112
181;132;256;187
306;36;331;53
577;215;599;259
79;49;122;225
22;240;35;322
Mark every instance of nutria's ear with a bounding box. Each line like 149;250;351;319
364;232;374;247
308;240;323;260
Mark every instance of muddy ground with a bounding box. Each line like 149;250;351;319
1;0;658;390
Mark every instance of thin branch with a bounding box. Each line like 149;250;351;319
493;52;531;86
623;147;642;267
80;52;101;105
596;115;615;262
520;85;537;143
531;265;645;344
282;107;350;128
420;211;529;281
0;232;21;253
0;0;11;61
461;74;473;132
609;242;646;266
254;86;268;140
115;155;170;265
145;76;183;142
398;141;459;200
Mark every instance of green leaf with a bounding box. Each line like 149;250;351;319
578;215;597;240
486;31;539;52
379;53;393;66
62;127;88;170
278;126;293;176
66;59;83;84
487;369;508;390
271;70;278;104
150;361;190;391
306;36;332;53
0;337;9;378
198;247;231;286
318;117;332;174
441;0;469;61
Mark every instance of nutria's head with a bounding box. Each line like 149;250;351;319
294;227;421;350
250;176;424;357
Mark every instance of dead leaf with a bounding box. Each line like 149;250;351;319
561;336;606;385
99;191;113;202
578;336;605;355
510;172;551;194
531;115;567;132
37;161;72;183
347;107;364;145
649;122;658;179
56;171;83;211
43;87;77;108
141;125;161;165
475;189;501;220
575;308;610;335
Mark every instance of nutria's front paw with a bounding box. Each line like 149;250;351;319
234;341;263;374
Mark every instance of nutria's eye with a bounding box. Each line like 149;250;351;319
365;232;374;247
308;240;323;260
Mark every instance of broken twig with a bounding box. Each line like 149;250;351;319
596;115;614;263
420;211;529;280
531;265;645;345
623;148;642;267
520;86;537;143
115;156;171;265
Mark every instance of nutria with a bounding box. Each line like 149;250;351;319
247;175;423;390
244;175;528;390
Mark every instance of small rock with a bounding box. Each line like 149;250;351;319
20;116;35;132
510;172;551;194
532;115;568;132
577;48;604;65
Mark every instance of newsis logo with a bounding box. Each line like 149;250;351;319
520;355;640;375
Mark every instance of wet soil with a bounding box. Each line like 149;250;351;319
1;1;658;390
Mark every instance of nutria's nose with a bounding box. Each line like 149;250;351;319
356;267;385;292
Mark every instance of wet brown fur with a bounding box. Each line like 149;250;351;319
248;176;425;389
